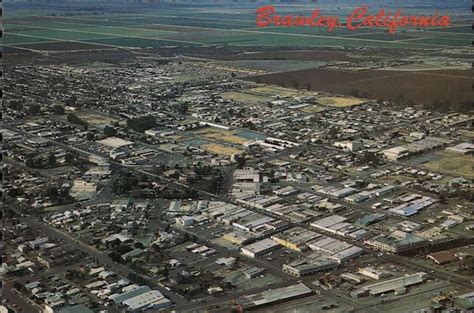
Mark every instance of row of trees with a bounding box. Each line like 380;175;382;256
126;116;157;133
67;113;88;129
422;100;472;113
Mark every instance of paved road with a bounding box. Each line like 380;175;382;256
14;214;188;307
4;123;473;312
2;283;42;313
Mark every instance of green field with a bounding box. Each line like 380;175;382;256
4;7;473;51
84;37;197;48
3;33;59;45
408;37;471;47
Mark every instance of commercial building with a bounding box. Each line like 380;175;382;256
427;251;457;265
56;305;94;313
97;137;134;149
310;215;369;240
383;147;409;160
176;216;194;227
351;272;427;298
122;290;172;312
358;267;391;280
241;238;280;258
109;286;151;304
242;266;266;279
271;227;320;252
334;140;364;152
374;185;397;197
283;253;339;277
364;231;428;253
446;142;474;155
345;191;372;203
455;292;474;310
389;195;436;217
236;283;313;309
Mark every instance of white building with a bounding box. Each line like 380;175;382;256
383;147;409;160
176;216;194;227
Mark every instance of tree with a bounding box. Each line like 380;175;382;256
394;94;406;106
360;151;380;165
52;105;65;114
64;152;75;163
28;103;41;115
126;116;156;133
67;113;88;128
176;103;190;115
108;251;122;263
47;152;57;167
162;267;169;279
350;89;360;97
235;154;246;168
135;242;145;249
130;188;143;198
44;185;59;199
25;157;36;168
292;80;299;89
65;95;78;106
327;127;338;139
103;125;117;137
10;101;23;111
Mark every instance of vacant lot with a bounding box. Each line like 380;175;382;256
201;143;243;155
422;151;473;179
318;96;367;107
247;68;474;104
76;112;123;126
250;85;303;98
220;91;270;105
194;128;249;145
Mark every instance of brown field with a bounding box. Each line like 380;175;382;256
195;128;249;145
422;151;473;179
201;143;243;155
76;112;123;125
246;68;473;104
195;50;360;62
3;46;30;54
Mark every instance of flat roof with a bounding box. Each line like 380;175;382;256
242;238;280;253
97;137;133;148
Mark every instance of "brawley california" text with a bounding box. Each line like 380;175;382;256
256;5;451;33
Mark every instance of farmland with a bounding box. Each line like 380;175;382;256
3;3;473;54
246;68;474;105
